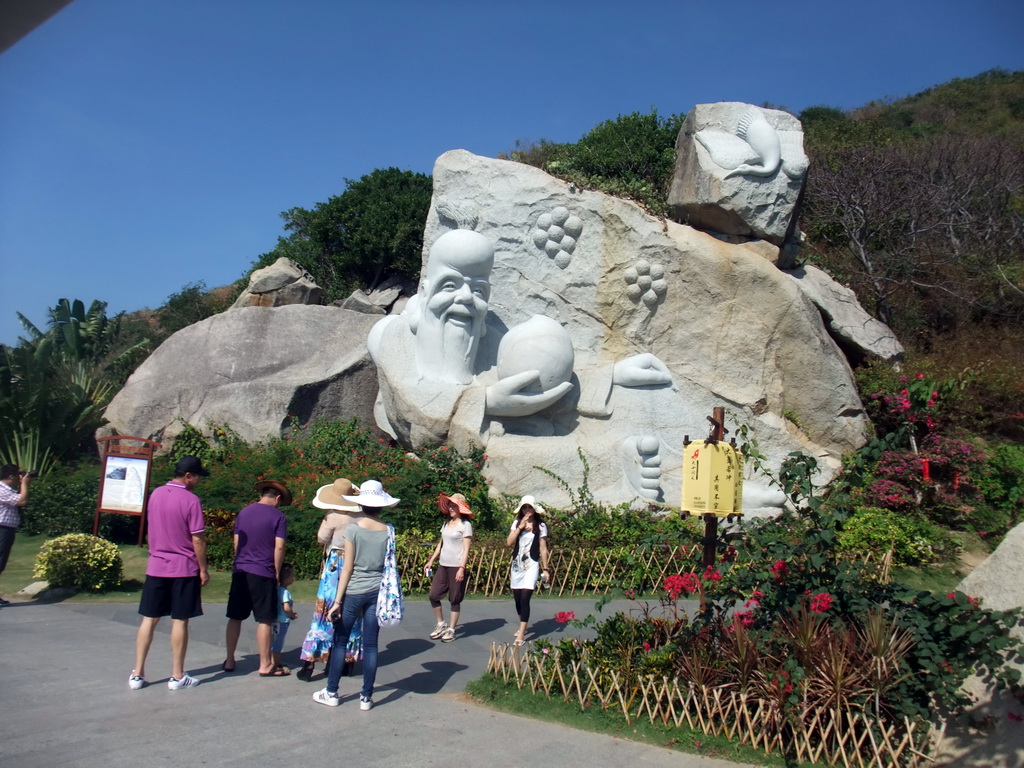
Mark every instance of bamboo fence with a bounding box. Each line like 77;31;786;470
487;643;939;768
395;542;893;596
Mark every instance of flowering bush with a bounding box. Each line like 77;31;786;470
857;363;967;443
33;533;123;591
550;451;1023;735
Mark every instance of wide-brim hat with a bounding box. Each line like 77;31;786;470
254;479;293;508
344;479;400;508
514;495;545;516
438;492;473;518
312;479;362;512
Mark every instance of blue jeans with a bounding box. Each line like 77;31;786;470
326;590;379;699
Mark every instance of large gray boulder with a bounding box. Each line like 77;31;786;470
232;257;323;308
785;265;905;364
377;149;872;507
668;103;807;246
102;305;380;446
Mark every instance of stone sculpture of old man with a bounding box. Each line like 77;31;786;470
368;228;701;504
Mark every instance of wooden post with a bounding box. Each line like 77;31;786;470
701;406;725;569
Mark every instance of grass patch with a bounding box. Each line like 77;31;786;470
891;531;989;594
891;564;965;594
466;673;806;767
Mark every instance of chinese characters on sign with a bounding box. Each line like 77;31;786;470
681;439;744;517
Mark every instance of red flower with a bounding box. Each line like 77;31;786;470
554;611;576;624
769;560;788;579
809;592;833;613
663;573;700;598
703;566;722;582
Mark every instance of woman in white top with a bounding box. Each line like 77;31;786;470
424;492;473;643
505;495;550;646
297;479;363;681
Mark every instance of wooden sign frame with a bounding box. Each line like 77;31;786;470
94;436;162;546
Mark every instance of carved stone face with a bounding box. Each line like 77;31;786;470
415;230;495;384
422;230;492;328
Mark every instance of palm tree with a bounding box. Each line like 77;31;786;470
0;299;150;473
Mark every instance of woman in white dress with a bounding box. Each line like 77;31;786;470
505;495;550;646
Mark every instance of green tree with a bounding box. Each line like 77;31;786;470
157;280;235;337
253;167;433;301
0;299;148;473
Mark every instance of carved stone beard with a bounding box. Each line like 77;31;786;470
414;310;481;385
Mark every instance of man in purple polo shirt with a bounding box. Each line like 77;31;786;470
223;479;290;676
130;455;209;690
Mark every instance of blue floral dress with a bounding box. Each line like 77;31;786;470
300;547;362;663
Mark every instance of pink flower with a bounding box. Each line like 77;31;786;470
555;611;576;624
643;641;651;653
809;592;833;613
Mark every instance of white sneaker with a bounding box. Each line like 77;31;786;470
128;671;145;690
440;627;456;643
313;688;340;707
429;621;448;639
167;673;198;690
359;696;373;711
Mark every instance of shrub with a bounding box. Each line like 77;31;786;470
543;109;684;214
977;444;1024;540
837;506;951;566
34;533;123;591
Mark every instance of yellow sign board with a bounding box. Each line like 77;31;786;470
681;440;744;517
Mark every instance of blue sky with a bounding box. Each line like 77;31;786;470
1;0;1022;345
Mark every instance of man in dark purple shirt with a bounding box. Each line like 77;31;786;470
224;480;290;676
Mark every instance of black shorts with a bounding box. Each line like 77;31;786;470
138;575;203;621
226;570;278;623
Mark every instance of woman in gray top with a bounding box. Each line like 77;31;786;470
313;480;399;711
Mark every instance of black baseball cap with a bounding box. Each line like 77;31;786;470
174;455;210;477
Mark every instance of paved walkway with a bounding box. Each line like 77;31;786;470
0;595;755;768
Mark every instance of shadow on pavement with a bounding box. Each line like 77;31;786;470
457;617;508;638
390;660;469;694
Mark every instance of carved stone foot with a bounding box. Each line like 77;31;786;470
621;435;662;501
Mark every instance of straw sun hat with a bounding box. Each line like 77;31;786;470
514;495;545;516
312;478;362;512
342;479;400;508
437;492;473;518
254;479;293;508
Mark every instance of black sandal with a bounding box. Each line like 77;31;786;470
297;662;314;681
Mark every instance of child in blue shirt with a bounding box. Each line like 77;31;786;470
272;563;299;672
